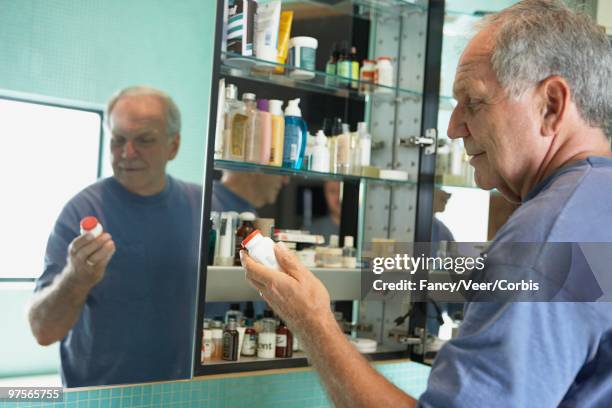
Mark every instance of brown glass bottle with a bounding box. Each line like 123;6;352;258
234;212;256;265
222;319;240;361
275;320;293;358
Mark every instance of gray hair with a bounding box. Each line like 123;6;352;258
481;0;611;134
106;86;181;138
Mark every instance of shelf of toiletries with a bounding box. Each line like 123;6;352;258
206;266;361;302
214;80;415;185
214;159;415;185
221;51;422;103
284;0;427;21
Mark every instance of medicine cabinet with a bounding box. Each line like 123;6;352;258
194;0;447;376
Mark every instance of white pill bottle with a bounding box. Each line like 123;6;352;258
80;216;103;238
241;229;279;270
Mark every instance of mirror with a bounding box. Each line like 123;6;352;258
0;2;216;387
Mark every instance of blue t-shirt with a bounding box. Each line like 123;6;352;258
36;176;202;387
420;157;612;407
211;180;256;213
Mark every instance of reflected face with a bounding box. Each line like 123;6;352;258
109;95;179;196
433;188;451;213
251;174;289;205
448;27;544;201
324;181;341;220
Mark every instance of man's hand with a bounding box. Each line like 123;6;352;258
241;243;334;336
241;243;417;408
66;233;116;290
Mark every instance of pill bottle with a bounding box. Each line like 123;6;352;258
80;216;103;238
257;318;277;358
241;230;279;270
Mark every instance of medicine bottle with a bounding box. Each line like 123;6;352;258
241;230;280;270
241;320;258;357
211;320;224;361
275;320;293;358
80;216;103;238
222;319;240;361
234;212;256;265
257;318;277;358
201;320;213;363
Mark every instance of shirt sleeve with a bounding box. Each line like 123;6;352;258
418;301;598;407
35;203;80;292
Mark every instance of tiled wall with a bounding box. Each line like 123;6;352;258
1;361;430;408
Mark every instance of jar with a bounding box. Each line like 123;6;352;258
234;212;256;266
242;229;280;270
375;57;394;91
257;318;277;358
289;36;318;80
359;59;376;94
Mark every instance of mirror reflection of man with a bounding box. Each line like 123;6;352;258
28;86;202;387
212;171;288;214
308;181;341;240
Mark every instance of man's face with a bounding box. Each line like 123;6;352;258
324;181;341;219
109;95;179;196
448;27;546;201
250;174;289;205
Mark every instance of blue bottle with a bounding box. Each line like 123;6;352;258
282;98;308;169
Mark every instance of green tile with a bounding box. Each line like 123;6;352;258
109;398;120;408
88;400;99;408
110;389;120;398
89;390;99;400
151;394;161;405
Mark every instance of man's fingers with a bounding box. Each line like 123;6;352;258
72;233;112;263
70;233;96;253
86;240;116;265
273;243;309;281
241;250;295;291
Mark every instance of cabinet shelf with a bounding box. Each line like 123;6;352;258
221;52;422;103
205;266;361;301
288;0;427;21
214;159;418;186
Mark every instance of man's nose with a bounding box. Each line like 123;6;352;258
121;140;138;159
447;106;469;139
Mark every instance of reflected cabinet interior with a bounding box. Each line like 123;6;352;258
194;0;447;376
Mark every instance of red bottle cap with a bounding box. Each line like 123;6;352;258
241;229;262;248
80;216;99;231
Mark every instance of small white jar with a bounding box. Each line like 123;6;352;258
289;36;318;80
375;56;394;91
242;229;280;270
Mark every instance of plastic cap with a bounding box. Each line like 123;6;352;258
284;98;301;117
257;99;269;112
242;92;256;101
269;100;284;115
225;84;237;100
240;212;256;221
241;229;262;248
344;236;354;248
357;122;368;133
315;130;327;144
80;216;99;231
330;234;339;247
342;123;350;133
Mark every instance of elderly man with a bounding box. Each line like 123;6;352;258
242;1;612;406
28;86;202;387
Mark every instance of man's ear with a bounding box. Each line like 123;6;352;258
168;133;180;160
538;76;570;137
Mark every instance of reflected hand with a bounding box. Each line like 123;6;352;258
66;233;116;289
241;243;334;336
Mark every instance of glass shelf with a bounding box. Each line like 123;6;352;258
286;0;427;21
221;51;422;103
214;159;418;186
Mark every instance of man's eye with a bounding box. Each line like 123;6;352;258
111;138;125;146
466;99;482;111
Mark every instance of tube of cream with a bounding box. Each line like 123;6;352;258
255;0;281;66
275;11;294;74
